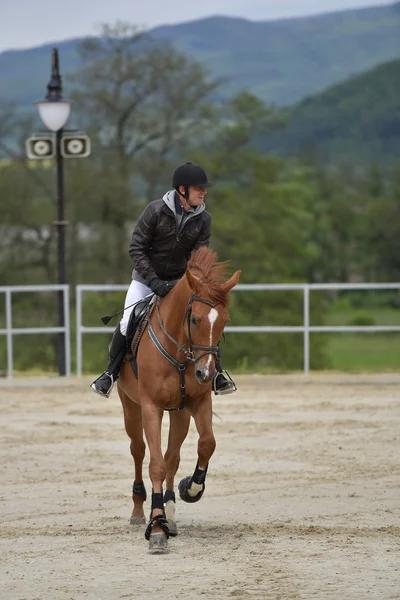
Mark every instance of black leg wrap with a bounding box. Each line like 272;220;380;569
145;514;170;541
178;462;208;504
132;480;147;501
151;492;164;511
164;489;176;504
192;461;208;485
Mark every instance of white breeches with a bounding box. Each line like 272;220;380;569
119;279;152;336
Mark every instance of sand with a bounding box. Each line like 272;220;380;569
0;373;399;600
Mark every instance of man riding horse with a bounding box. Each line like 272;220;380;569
91;162;237;398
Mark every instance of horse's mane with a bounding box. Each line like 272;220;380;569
187;246;231;306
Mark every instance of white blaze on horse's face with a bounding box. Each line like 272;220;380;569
205;307;219;374
193;304;222;385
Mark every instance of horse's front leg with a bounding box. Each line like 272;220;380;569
141;400;169;553
118;386;146;524
163;408;191;536
179;396;216;503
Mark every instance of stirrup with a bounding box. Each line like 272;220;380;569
90;372;115;398
213;370;237;396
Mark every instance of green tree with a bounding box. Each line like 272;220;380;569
68;22;220;282
189;91;328;370
358;163;400;281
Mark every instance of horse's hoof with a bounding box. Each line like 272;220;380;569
178;476;205;504
129;516;146;525
148;532;169;554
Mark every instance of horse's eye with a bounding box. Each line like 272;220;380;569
191;316;198;326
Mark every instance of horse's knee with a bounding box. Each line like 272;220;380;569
131;439;146;462
164;449;180;466
199;434;216;458
149;457;166;482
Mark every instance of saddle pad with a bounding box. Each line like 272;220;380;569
125;299;157;379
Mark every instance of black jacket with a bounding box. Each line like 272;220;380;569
129;197;211;284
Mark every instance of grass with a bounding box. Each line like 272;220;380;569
323;308;400;327
325;333;400;371
322;307;400;372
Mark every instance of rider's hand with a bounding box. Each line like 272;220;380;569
149;278;171;298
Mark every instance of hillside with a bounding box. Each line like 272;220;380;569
262;59;400;164
0;2;399;109
151;2;400;106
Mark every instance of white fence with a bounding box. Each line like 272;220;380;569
0;285;71;377
75;282;400;376
1;283;400;378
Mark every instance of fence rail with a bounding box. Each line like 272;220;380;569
75;282;400;376
1;283;399;377
0;285;71;377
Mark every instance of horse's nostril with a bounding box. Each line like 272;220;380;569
196;369;202;380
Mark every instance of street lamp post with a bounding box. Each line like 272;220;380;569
26;48;90;376
37;48;71;376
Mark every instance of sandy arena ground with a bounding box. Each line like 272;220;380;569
0;373;399;600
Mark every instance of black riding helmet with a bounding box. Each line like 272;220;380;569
172;162;213;202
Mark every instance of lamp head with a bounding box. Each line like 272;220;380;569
36;48;71;132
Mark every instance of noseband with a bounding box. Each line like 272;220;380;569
147;294;219;411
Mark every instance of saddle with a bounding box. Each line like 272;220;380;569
124;295;157;379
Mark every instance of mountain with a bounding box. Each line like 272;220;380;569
150;2;400;106
262;58;400;164
0;2;399;109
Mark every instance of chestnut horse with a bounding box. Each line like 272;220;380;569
116;246;240;553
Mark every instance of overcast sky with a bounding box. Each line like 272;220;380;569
0;0;394;52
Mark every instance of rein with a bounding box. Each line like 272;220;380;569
148;294;219;411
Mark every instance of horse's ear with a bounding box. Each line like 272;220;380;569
186;269;202;294
221;270;241;293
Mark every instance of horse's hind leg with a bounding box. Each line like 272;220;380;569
164;408;191;536
118;386;147;524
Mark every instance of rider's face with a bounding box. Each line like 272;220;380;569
178;185;208;209
186;186;207;206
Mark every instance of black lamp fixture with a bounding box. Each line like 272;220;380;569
37;48;70;376
27;48;91;376
37;48;71;132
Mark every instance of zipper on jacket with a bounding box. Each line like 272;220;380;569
165;213;200;276
176;212;200;241
164;236;178;276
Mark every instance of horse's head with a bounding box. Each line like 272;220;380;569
182;248;241;385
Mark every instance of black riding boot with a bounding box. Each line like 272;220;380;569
90;325;127;398
213;345;237;395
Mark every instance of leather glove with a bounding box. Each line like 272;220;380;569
149;278;171;298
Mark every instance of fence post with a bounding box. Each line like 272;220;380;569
6;289;13;378
303;285;310;374
63;285;71;376
76;286;82;376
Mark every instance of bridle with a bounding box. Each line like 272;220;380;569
148;294;219;411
